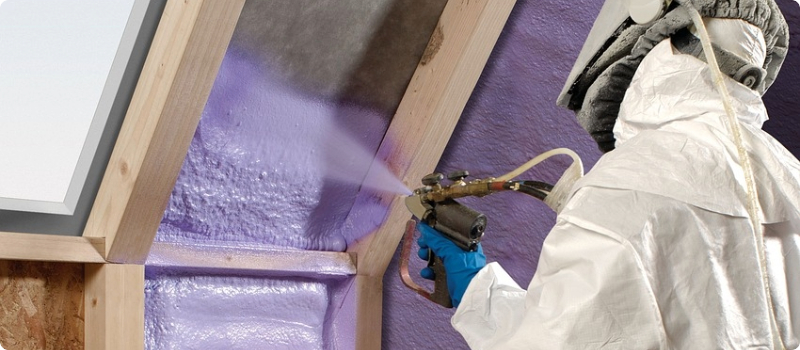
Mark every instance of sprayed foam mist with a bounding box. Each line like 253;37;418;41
158;48;411;250
322;124;411;196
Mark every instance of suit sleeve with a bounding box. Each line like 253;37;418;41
451;205;667;349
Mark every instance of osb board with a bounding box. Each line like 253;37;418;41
0;261;83;350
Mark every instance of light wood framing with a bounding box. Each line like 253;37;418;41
348;0;516;276
82;0;246;264
0;232;105;263
84;264;145;350
347;1;516;348
353;274;385;350
147;242;356;277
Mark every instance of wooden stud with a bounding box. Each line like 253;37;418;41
84;264;145;350
0;232;104;263
83;0;246;263
353;275;384;350
348;0;516;277
346;1;516;348
147;242;357;278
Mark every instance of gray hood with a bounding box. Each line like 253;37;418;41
557;0;789;152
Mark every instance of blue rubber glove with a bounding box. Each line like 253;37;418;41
416;222;486;307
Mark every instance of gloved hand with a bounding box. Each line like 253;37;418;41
416;221;486;307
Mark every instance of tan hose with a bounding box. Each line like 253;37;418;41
687;8;784;350
495;148;582;182
496;148;583;213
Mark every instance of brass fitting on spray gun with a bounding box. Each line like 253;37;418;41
400;171;504;308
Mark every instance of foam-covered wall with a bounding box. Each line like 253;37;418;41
145;0;800;349
156;0;446;251
145;268;353;350
146;1;445;348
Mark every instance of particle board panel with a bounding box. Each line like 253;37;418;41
0;261;84;350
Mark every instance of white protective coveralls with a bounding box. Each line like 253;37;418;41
452;31;800;349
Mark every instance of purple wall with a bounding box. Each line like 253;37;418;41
145;1;800;349
764;1;800;152
381;1;603;347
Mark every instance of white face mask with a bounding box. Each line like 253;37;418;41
690;18;767;67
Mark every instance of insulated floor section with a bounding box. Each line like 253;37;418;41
145;268;354;350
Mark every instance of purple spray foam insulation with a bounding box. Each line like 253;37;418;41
145;275;328;349
144;268;356;350
157;46;394;252
148;25;394;350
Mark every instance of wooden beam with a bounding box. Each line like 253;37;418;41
346;1;515;348
83;0;246;263
84;264;145;350
348;0;515;277
353;275;384;350
146;242;357;277
0;232;104;263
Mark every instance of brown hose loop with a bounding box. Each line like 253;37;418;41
399;220;434;302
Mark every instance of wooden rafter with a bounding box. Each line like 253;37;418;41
346;1;517;348
82;0;246;264
84;1;245;348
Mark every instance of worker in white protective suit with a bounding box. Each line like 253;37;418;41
416;0;799;348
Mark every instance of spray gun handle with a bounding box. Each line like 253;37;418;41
399;220;454;308
429;253;453;308
401;177;487;308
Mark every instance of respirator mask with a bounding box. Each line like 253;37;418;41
556;0;789;152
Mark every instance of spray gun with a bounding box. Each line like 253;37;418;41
399;148;584;308
399;172;492;308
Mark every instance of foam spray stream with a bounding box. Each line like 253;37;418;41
321;123;411;196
